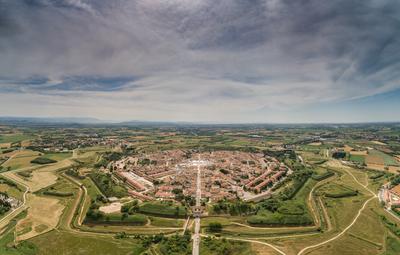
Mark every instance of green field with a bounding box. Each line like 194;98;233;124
0;125;399;255
200;237;254;255
81;176;103;199
2;150;41;170
30;230;145;255
368;150;399;166
349;154;366;164
384;235;400;255
86;212;148;225
0;225;37;255
0;134;35;144
42;152;72;161
321;183;358;198
149;216;185;227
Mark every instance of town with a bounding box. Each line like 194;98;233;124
110;150;291;204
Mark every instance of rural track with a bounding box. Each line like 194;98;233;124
0;175;29;228
297;162;377;255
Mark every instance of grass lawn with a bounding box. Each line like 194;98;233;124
30;230;145;255
139;201;187;218
200;237;255;255
201;216;244;227
319;183;358;198
384;235;400;255
303;200;386;255
42;152;72;161
2;150;41;170
81;176;104;199
0;225;37;255
149;216;185;227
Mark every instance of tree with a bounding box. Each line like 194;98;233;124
208;222;222;232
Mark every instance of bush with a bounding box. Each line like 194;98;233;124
85;210;147;225
65;169;85;179
311;171;334;181
17;171;32;178
121;200;139;214
30;157;57;164
0;176;19;189
158;233;191;255
277;202;305;215
323;184;358;198
332;151;346;159
247;213;313;226
325;190;358;198
212;200;255;216
219;169;229;175
208;222;223;232
2;148;15;154
43;191;73;197
0;192;11;215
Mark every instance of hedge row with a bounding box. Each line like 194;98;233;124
325;190;358;198
369;172;385;180
139;202;187;218
311;171;334;181
85;211;147;226
31;157;57;165
43;191;74;197
247;213;313;226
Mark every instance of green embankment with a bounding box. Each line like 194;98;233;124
139;201;187;218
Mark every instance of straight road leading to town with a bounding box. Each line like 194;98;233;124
192;158;202;255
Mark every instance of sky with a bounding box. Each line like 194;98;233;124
0;0;399;123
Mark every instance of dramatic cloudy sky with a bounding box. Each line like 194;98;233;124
0;0;399;123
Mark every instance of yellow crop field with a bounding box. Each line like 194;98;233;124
16;194;64;241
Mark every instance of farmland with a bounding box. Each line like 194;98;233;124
0;123;400;255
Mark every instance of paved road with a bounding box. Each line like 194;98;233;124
192;161;202;255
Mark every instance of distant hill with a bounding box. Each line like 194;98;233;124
0;116;398;127
0;117;105;125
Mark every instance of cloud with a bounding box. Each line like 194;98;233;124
0;0;399;122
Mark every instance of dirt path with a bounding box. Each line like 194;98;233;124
222;236;287;255
0;174;29;229
297;162;377;255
